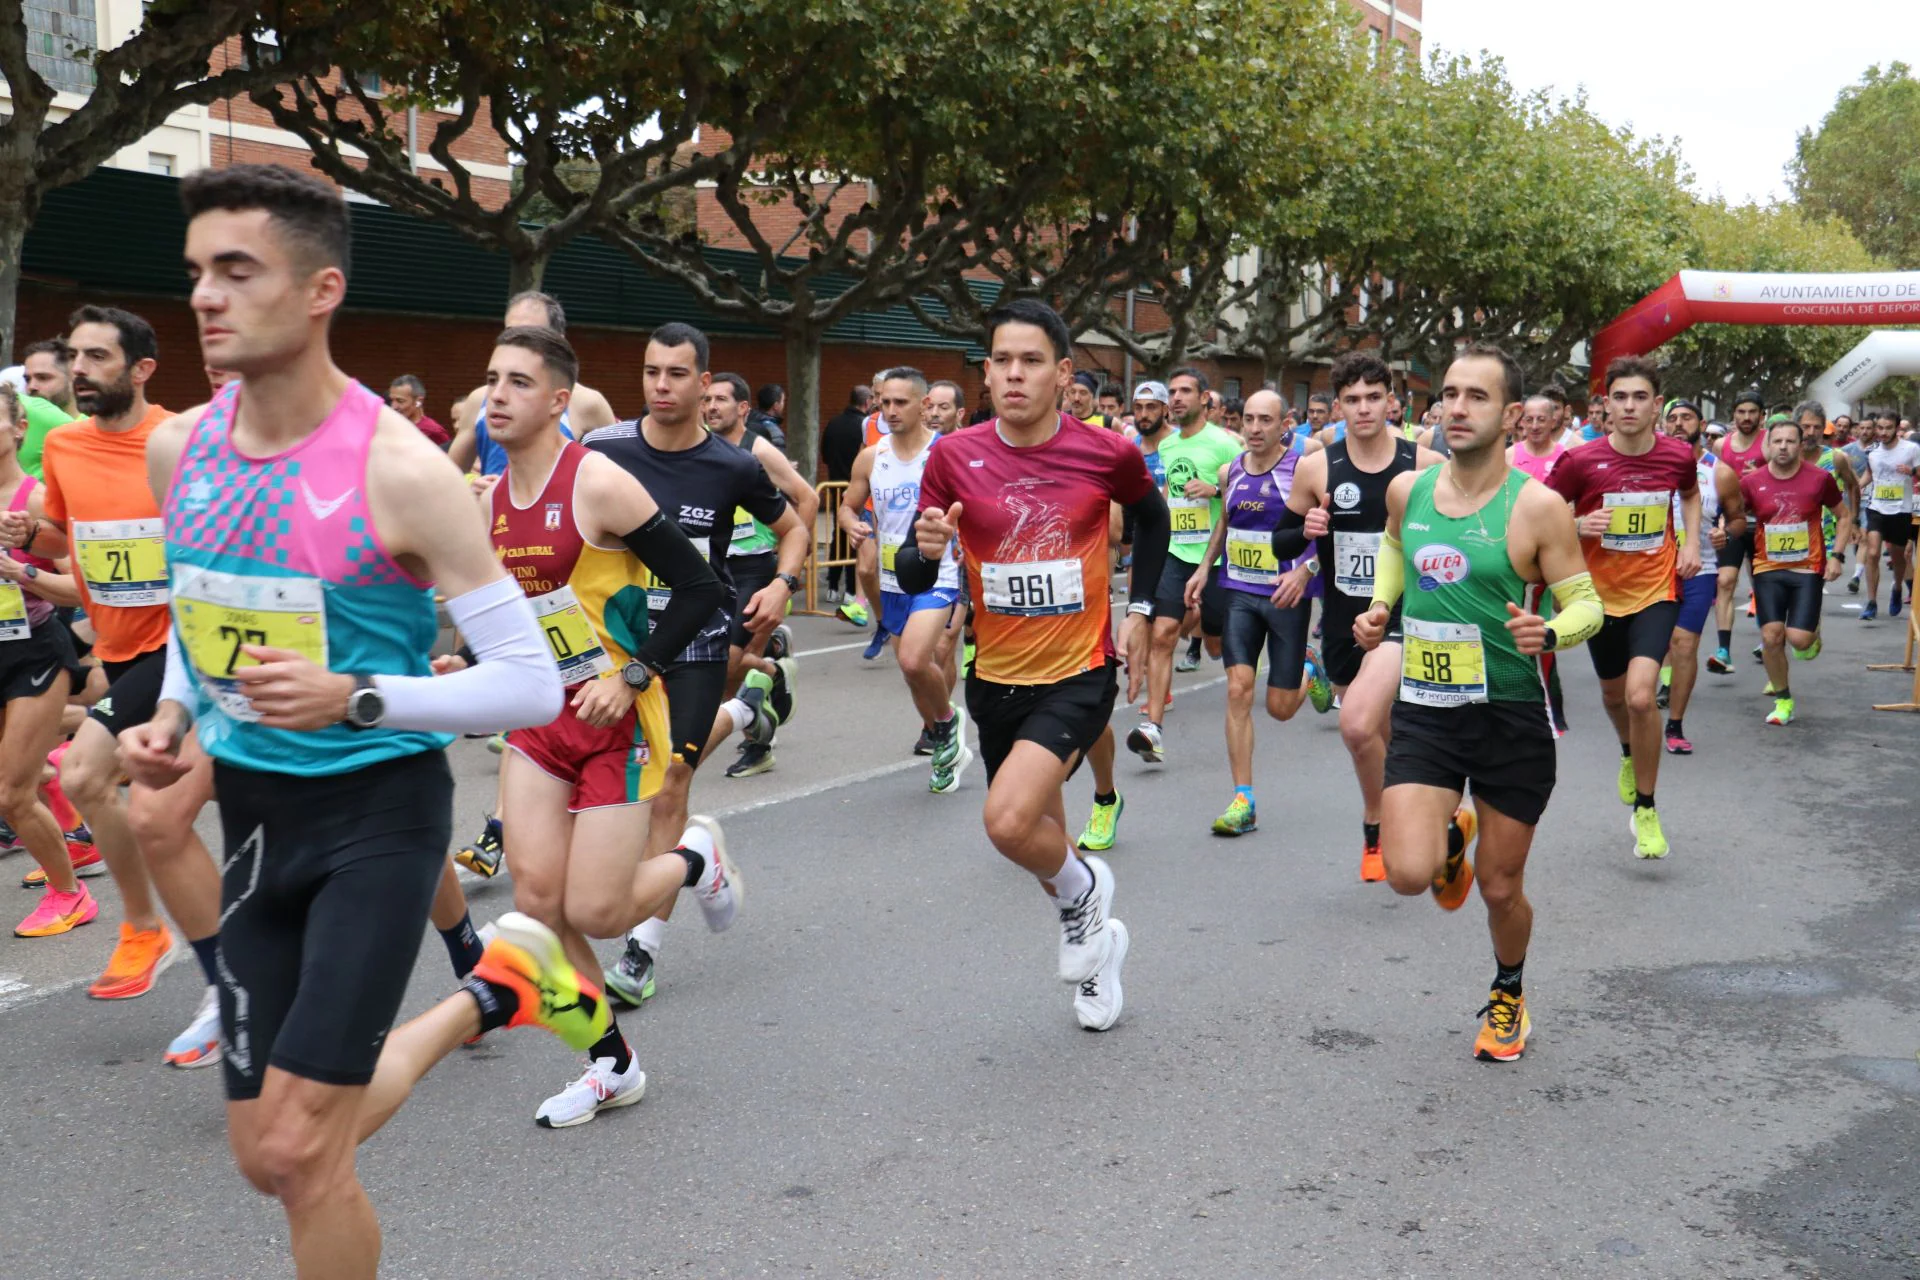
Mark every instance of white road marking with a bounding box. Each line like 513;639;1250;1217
791;640;876;659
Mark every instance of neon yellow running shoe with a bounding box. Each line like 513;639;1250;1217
1210;794;1256;837
1616;755;1636;806
1792;635;1821;661
1631;806;1669;860
472;912;611;1052
836;599;870;627
1076;793;1124;851
1765;696;1795;726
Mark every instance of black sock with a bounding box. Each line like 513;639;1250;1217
589;1019;632;1072
1186;636;1201;658
1716;628;1732;651
440;911;486;978
1665;718;1683;738
1094;790;1117;806
1620;742;1633;759
1493;959;1524;997
189;935;221;988
1635;791;1655;810
1446;817;1466;859
463;973;518;1034
1774;685;1790;699
679;847;706;888
1363;821;1380;848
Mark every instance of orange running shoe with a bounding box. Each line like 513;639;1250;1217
470;911;610;1052
1360;842;1386;882
87;922;177;1000
1473;990;1530;1062
1432;806;1477;911
20;836;103;888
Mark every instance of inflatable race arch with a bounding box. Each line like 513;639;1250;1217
1805;331;1920;419
1589;270;1920;398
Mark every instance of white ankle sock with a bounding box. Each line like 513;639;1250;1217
1045;850;1094;902
632;917;665;956
722;698;753;734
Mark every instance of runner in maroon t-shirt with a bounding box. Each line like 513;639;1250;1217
1708;389;1769;672
1738;418;1850;727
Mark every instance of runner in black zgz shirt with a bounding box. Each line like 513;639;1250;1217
584;415;789;1005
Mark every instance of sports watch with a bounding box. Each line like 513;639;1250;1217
621;659;655;692
775;572;801;594
1541;625;1559;652
343;673;386;730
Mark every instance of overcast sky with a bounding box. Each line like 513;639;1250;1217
1421;0;1920;204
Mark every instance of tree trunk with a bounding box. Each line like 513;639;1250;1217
0;209;26;368
784;324;824;482
508;249;548;296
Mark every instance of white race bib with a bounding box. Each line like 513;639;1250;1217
1399;617;1488;708
74;518;168;607
172;565;327;723
1333;530;1380;598
1600;491;1669;553
530;585;614;685
1224;528;1280;586
981;558;1084;616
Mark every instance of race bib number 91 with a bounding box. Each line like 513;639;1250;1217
1600;492;1668;553
982;559;1084;616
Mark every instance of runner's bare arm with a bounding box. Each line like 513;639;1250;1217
754;436;819;529
142;407;206;509
1714;462;1746;538
1414;446;1446;469
838;447;876;544
447;386;485;472
1676;487;1703;580
1512;482;1602;652
569;385;617;435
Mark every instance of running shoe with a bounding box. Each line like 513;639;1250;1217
1616;756;1636;806
87;922;176;1000
1057;855;1115;983
1751;643;1763;662
1793;634;1822;661
1664;729;1693;755
1848;576;1860;593
1303;647;1333;714
1861;601;1878;621
21;836;105;887
687;816;742;932
836;599;869;627
1125;720;1164;763
1432;807;1476;912
1210;794;1256;836
14;883;97;937
0;817;18;853
472;912;610;1052
1744;593;1755;617
1765;696;1795;726
725;742;775;777
1892;589;1905;618
1175;649;1200;674
766;658;796;727
1473;990;1530;1062
1631;806;1669;859
164;986;223;1069
486;731;507;754
862;628;890;660
1076;794;1124;852
535;1056;646;1128
1360;842;1386;883
767;623;794;661
928;710;973;795
454;816;504;878
738;683;777;747
603;938;656;1008
1706;648;1733;674
1073;918;1129;1032
912;726;936;756
1655;671;1670;710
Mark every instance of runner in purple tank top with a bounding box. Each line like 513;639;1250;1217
1182;389;1334;836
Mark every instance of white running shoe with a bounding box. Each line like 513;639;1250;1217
687;815;742;932
163;985;223;1069
1074;918;1129;1032
1056;854;1116;983
1125;720;1163;763
533;1057;646;1129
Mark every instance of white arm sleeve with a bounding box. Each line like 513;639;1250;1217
160;633;200;722
373;575;563;735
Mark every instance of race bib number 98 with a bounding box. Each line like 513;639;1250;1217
1400;618;1488;707
982;559;1084;616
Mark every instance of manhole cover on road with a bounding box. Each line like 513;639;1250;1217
1664;964;1844;999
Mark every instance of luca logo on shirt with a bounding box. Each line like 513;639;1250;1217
1414;544;1470;590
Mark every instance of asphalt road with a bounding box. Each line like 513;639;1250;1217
2;591;1918;1279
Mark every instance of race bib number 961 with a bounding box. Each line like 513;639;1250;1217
982;559;1084;616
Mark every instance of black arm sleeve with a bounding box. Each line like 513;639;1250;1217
892;541;941;595
1124;488;1169;608
1271;505;1311;561
619;511;728;670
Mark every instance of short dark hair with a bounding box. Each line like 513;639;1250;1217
1453;342;1524;408
879;366;928;397
648;321;709;372
985;297;1072;363
1096;382;1122;402
1167;365;1209;394
1539;383;1568;408
711;372;751;405
1329;351;1391;396
928;380;964;408
1604;354;1662;395
1877;409;1899;424
494;325;578;389
508;290;566;333
180;163;350;277
1308;391;1334;410
21;339;67;366
756;383;783;412
67;305;157;366
850;385;872;410
1766;416;1802;440
390;374;426;398
1223;396;1245;416
1792;399;1826;426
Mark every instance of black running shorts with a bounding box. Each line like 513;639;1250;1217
727;551;780;648
1151;557;1226;637
661;658;729;768
1752;569;1823;634
1320;599;1402;688
1720;528;1755;576
1586;601;1680;682
1219;590;1310;689
0;618;82;705
214;750;454;1101
966;659;1119;783
86;646;165;735
1866;510;1914;545
1386;699;1557;826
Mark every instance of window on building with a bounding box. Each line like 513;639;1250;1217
1223;378;1242;400
147;152;175;176
22;0;96;92
1293;382;1311;410
354;70;383;96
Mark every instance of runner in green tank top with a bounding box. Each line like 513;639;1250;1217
1353;344;1603;1066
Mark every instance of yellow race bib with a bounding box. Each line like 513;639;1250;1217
1600;492;1668;553
1763;520;1811;563
1169;495;1212;545
172;565;327;722
530;585;613;685
1400;618;1488;707
1224;529;1280;585
74;518;168;607
0;581;28;642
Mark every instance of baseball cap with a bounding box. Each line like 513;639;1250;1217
1664;397;1702;419
1733;388;1766;411
1133;380;1168;404
1706;421;1728;437
1071;371;1100;392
